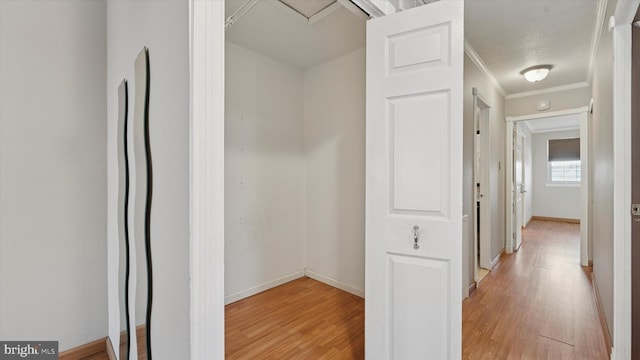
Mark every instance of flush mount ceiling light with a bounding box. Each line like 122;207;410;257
520;65;553;82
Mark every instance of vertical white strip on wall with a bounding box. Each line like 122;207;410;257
189;0;225;358
580;110;590;266
611;2;637;356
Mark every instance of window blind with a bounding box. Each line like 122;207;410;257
548;137;580;161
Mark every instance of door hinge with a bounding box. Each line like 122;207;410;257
632;204;640;216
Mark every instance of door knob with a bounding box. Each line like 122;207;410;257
413;225;420;250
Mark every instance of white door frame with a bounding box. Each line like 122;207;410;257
472;88;492;274
505;107;589;263
189;0;226;358
186;0;400;358
610;1;639;358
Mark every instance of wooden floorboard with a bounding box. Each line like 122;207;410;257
226;220;608;359
225;277;365;359
462;219;609;360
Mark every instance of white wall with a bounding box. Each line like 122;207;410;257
531;129;581;220
107;1;190;358
505;86;591;117
223;44;365;299
463;53;506;291
0;0;107;351
304;48;366;295
589;0;617;341
224;42;306;302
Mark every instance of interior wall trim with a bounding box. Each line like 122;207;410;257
106;337;116;360
592;273;614;354
305;269;365;298
531;216;580;224
58;337;109;360
224;270;306;305
464;40;507;97
490;249;504;269
505;82;590;100
467;282;477;297
588;0;609;84
505;106;590;122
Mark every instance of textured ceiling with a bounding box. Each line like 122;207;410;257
226;0;601;95
465;0;599;95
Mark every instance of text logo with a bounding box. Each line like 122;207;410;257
0;341;57;360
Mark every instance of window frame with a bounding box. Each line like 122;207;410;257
546;159;581;186
546;137;581;186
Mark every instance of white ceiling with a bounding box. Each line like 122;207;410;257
465;0;600;95
522;113;581;133
225;0;366;70
225;0;602;94
279;0;337;17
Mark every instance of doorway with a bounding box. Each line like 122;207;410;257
220;0;369;356
472;88;491;283
505;107;589;266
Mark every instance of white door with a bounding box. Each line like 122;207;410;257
514;126;524;250
365;1;464;359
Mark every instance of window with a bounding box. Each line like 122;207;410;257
548;137;580;183
549;160;581;182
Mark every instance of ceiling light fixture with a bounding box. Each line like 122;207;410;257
520;65;553;83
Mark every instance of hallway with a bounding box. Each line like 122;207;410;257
462;220;609;359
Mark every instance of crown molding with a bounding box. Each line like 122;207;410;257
464;40;507;97
588;0;608;83
614;0;640;24
505;82;590;100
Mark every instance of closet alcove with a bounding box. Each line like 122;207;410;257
223;0;367;314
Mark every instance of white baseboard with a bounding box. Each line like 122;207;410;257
490;248;504;268
224;270;306;305
305;269;365;298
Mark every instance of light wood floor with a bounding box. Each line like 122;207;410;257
227;219;608;359
225;277;364;359
463;219;609;359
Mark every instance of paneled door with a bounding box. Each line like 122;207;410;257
365;1;464;359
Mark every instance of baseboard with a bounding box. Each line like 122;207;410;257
59;337;108;360
490;248;504;269
531;215;580;224
468;281;477;296
304;269;365;298
105;336;116;360
524;217;533;228
591;273;613;356
117;325;146;358
225;270;306;304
